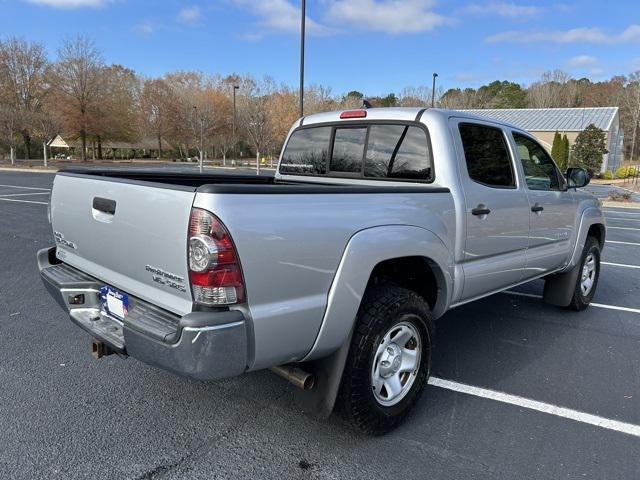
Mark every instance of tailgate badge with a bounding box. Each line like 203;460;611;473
54;231;77;250
145;265;186;292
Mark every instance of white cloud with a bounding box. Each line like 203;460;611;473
24;0;108;7
233;0;331;36
465;2;543;17
453;73;483;82
566;55;598;67
487;24;640;44
177;6;202;24
326;0;450;34
135;22;154;34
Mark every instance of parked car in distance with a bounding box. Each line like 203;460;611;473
39;108;604;434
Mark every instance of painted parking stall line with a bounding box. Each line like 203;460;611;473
0;197;48;205
606;240;640;246
0;184;50;191
428;377;640;438
608;226;640;231
0;192;49;197
606;217;640;222
601;261;640;270
503;291;640;315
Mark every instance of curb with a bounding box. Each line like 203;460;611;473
601;201;640;209
0;167;58;173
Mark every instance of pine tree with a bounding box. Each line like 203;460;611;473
571;124;608;175
551;131;562;164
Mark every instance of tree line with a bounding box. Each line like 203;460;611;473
1;35;639;164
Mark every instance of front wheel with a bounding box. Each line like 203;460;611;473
338;284;433;435
568;236;601;311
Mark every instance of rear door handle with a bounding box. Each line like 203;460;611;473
93;197;116;215
531;203;544;213
471;205;491;216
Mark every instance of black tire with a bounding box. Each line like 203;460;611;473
338;283;433;435
568;236;601;311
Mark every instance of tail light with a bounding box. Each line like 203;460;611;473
188;208;245;306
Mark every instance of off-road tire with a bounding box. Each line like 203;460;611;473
338;283;433;435
568;236;601;311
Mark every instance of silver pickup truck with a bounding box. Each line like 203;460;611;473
39;108;605;434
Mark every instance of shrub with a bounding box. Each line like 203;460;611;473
616;166;629;178
601;170;613;180
608;191;633;202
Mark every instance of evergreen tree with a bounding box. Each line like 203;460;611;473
562;135;570;169
551;131;562;164
571;124;608;175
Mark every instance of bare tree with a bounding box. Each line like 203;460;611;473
0;37;48;160
140;78;176;158
624;72;640;161
50;36;103;161
0;105;19;164
238;76;275;171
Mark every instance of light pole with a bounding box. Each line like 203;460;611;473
431;73;438;108
299;0;306;117
232;84;239;167
193;105;204;173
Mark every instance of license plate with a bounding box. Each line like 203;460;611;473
100;285;129;320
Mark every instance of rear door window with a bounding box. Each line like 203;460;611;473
330;127;367;174
364;125;431;180
279;126;331;174
459;123;515;188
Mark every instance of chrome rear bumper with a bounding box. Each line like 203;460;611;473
38;247;248;380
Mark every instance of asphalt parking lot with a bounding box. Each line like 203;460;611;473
1;170;639;480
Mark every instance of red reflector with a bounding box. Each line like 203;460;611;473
340;110;367;119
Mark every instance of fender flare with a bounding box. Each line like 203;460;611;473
564;207;606;271
292;225;454;418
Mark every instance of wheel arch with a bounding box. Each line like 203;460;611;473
303;225;453;362
292;225;453;419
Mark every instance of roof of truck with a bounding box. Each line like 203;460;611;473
300;107;524;132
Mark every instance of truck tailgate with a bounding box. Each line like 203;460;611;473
50;173;195;315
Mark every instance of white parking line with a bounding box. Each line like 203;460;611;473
503;291;640;315
601;261;640;270
0;198;48;205
0;192;49;197
606;217;640;222
428;377;640;438
0;184;50;191
608;226;640;231
606;240;640;246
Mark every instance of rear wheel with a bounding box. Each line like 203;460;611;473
568;236;601;311
338;283;433;435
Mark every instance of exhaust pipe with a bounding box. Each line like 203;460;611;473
91;339;114;359
270;365;315;391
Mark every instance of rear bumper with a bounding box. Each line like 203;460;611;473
38;247;248;381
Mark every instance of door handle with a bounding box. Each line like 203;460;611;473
531;203;544;213
471;204;491;216
93;197;116;215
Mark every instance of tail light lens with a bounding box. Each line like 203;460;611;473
188;208;245;306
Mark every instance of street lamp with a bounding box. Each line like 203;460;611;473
299;0;305;117
232;84;239;167
431;72;438;108
193;105;204;173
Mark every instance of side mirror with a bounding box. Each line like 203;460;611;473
566;167;590;189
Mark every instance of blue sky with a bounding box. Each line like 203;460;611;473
3;0;639;95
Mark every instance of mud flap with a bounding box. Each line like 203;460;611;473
292;327;354;419
543;264;581;307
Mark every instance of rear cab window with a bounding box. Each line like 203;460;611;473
280;122;433;182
